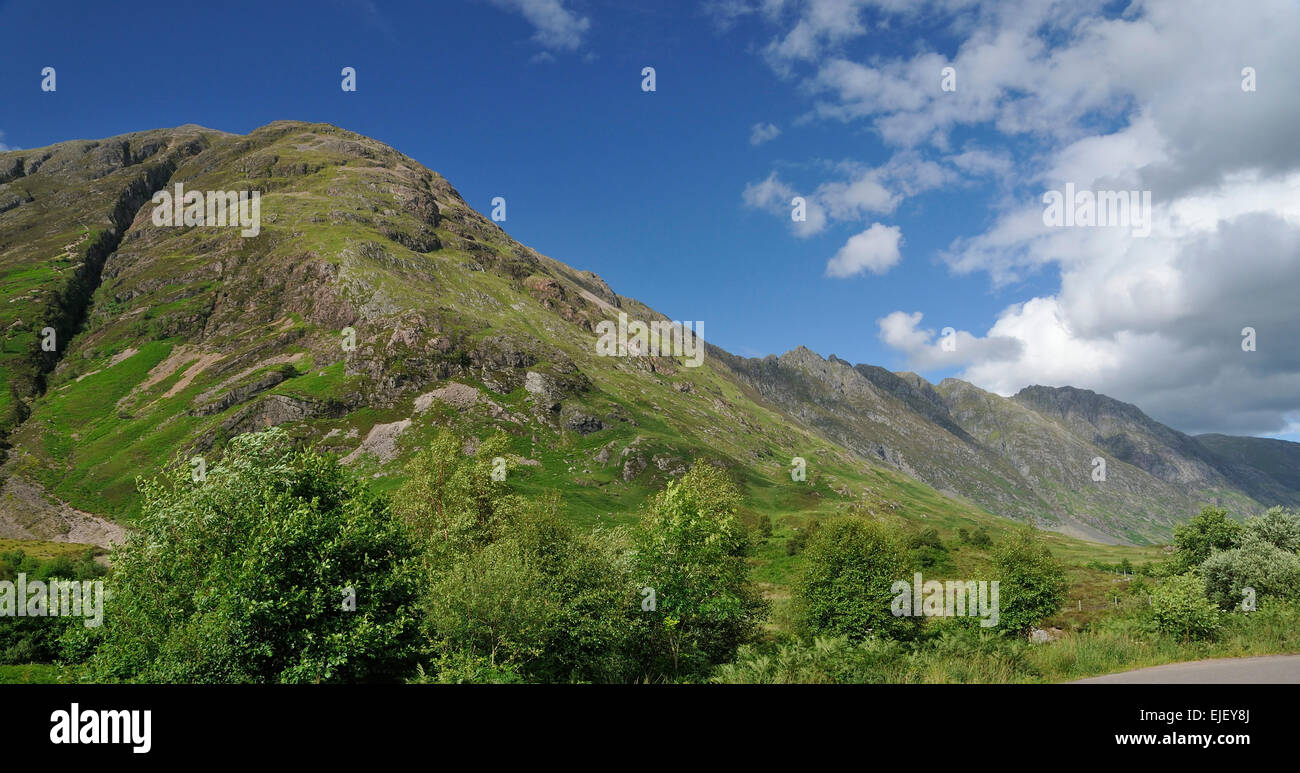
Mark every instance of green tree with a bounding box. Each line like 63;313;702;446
391;430;517;568
1149;572;1220;640
422;503;643;682
1170;506;1242;573
633;462;766;677
1242;507;1300;552
396;431;644;683
795;517;913;642
0;549;105;665
991;528;1067;635
85;428;422;683
1199;534;1300;610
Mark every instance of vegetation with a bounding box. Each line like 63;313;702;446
794;516;913;642
991;529;1069;635
78;428;423;683
1170;506;1243;572
3;426;1297;684
1148;572;1220;641
0;548;105;665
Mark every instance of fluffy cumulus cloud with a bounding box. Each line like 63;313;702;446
827;223;902;277
0;130;15;152
488;0;590;51
878;310;1024;370
733;0;1300;436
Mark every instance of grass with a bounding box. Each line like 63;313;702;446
716;597;1300;684
0;664;71;684
0;538;106;560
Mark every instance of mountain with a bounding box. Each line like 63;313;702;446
718;349;1267;543
0;121;1295;547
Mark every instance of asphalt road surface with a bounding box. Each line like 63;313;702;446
1073;654;1300;683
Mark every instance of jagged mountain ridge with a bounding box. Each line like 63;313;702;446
0;121;1294;546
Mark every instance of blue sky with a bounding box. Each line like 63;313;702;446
2;0;1297;440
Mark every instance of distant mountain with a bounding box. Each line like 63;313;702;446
1194;433;1300;506
720;350;1272;544
1;122;1294;547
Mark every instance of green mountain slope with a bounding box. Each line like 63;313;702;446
0;122;990;546
0;121;1294;547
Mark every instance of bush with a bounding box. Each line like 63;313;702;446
398;431;644;683
423;504;643;683
85;428;423;683
1242;507;1300;552
0;549;105;665
908;528;944;551
991;529;1067;635
1171;506;1242;573
711;636;907;684
1127;575;1153;599
1199;535;1300;611
410;652;525;684
1149;572;1220;641
795;517;914;642
961;527;993;548
785;520;820;556
633;462;767;678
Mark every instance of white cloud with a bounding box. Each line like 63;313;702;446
0;131;16;152
742;152;955;238
764;0;874;67
750;122;782;145
734;0;1300;434
488;0;591;51
826;223;902;277
742;171;827;236
877;309;1023;369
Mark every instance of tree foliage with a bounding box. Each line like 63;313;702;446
396;431;644;683
1171;506;1242;573
795;517;913;642
992;528;1067;635
632;462;766;678
85;428;423;683
1150;572;1220;640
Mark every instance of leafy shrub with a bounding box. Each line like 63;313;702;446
711;636;907;684
795;517;914;642
398;431;644;683
908;528;944;551
785;520;820;556
959;526;993;548
1199;535;1300;610
1242;507;1300;552
633;462;766;677
1149;572;1220;641
0;549;106;665
85;428;423;683
1171;506;1242;573
410;653;525;684
991;529;1067;635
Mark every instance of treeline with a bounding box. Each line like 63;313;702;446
62;428;766;683
717;505;1300;683
46;427;1063;683
11;428;1298;683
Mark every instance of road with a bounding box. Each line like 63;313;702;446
1073;654;1300;683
